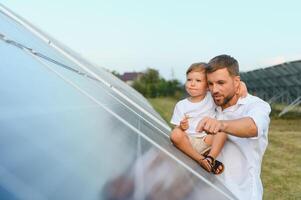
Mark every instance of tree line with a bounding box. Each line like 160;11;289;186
114;68;185;98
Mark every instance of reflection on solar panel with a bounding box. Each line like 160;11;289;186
0;4;237;200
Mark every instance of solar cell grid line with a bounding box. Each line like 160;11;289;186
260;78;271;87
0;12;88;76
70;61;165;123
254;70;262;79
247;71;256;79
0;34;85;76
96;71;165;121
247;71;257;80
22;48;236;200
79;63;165;122
260;69;270;78
281;63;293;76
291;76;301;86
256;69;266;79
292;63;299;70
267;67;281;77
275;78;284;87
55;53;160;118
279;65;291;76
280;77;295;87
275;66;287;76
292;62;301;73
254;79;265;88
286;64;300;74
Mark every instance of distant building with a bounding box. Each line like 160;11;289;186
120;72;143;85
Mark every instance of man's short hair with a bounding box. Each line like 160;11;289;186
186;62;208;75
206;55;239;76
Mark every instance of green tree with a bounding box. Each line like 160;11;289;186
132;68;184;98
140;68;160;84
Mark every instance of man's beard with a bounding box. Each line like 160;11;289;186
214;93;236;106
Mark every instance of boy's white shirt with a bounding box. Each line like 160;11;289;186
215;94;271;200
170;92;216;137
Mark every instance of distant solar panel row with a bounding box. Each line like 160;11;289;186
240;60;301;104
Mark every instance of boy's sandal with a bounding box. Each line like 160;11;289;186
203;155;224;175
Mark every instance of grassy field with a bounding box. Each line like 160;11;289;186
148;97;301;200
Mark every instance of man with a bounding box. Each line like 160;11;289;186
197;55;271;199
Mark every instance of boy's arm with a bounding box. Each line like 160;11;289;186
179;116;189;131
238;81;248;98
170;102;190;131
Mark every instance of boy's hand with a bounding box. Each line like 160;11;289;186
179;115;189;131
238;81;248;98
196;117;225;135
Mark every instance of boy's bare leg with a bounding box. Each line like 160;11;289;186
206;132;227;159
203;132;227;173
170;127;211;170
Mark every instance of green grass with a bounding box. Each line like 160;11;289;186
148;97;301;200
148;97;178;122
262;119;301;200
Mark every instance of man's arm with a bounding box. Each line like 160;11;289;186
196;100;271;138
221;117;257;137
196;116;258;138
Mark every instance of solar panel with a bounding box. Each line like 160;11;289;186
0;4;237;200
241;60;301;104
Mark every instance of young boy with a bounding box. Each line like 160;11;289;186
170;62;231;174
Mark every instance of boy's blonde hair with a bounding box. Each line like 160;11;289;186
186;62;208;75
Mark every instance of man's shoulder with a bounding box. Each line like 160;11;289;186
242;94;271;110
245;94;268;103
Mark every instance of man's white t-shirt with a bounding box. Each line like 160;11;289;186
216;94;271;200
170;92;216;137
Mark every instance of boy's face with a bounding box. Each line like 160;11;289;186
185;71;208;98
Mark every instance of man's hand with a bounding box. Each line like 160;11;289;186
179;115;189;131
196;117;225;135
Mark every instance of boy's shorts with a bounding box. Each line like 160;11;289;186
188;135;211;155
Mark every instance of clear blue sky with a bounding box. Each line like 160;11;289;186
2;1;301;82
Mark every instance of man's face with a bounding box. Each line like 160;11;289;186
207;68;240;108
